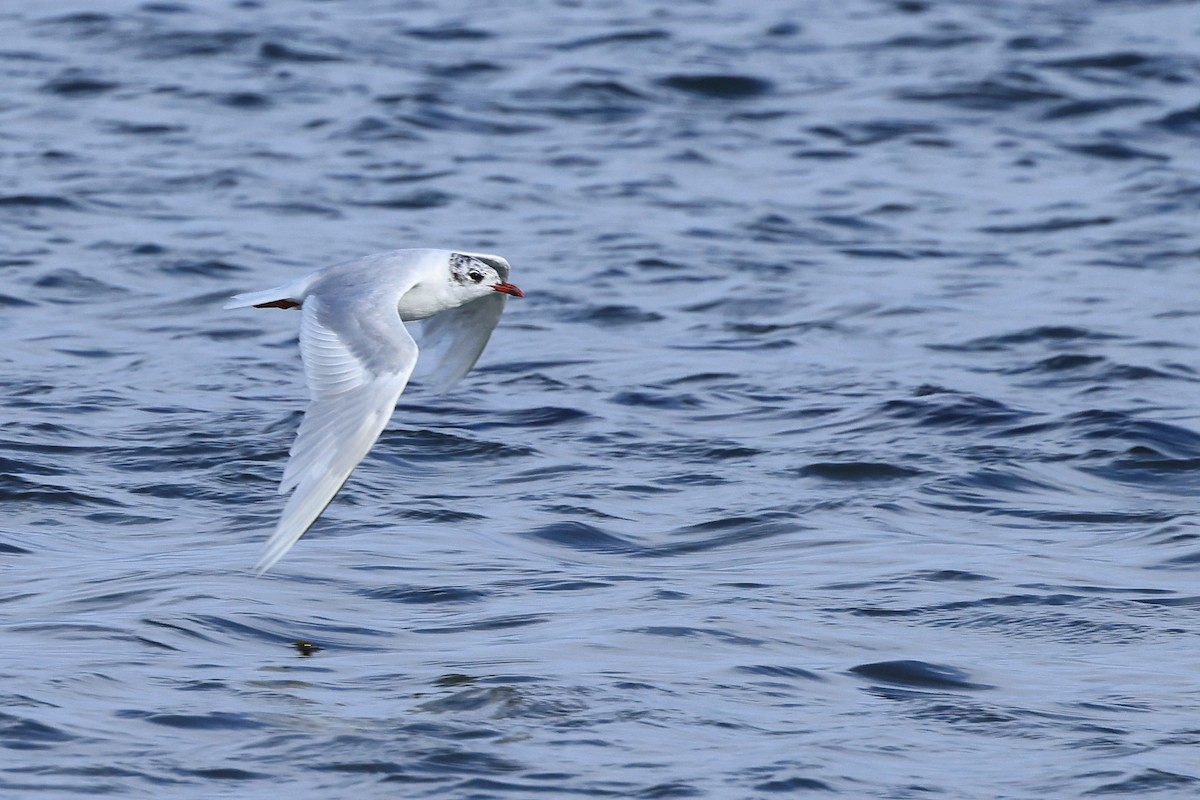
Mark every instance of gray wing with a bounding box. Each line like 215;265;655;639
417;291;508;393
255;292;418;574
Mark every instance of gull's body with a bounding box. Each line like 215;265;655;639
225;248;522;573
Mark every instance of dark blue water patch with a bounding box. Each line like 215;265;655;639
610;391;703;410
0;713;75;750
1159;549;1200;568
41;73;119;96
359;585;489;604
913;569;994;583
160;259;246;277
635;626;765;647
557;29;669;50
427;61;504;79
136;30;257;59
1079;441;1200;491
1155;102;1200;137
0;454;64;477
570;304;664;325
445;776;614;795
142;3;191;14
1085;769;1200;795
183;767;267;780
979;215;1115;235
1041;96;1156;120
377;428;535;461
659;371;741;387
419;686;584;721
404;25;492;41
349;190;453;210
879;389;1031;431
457;405;590;431
797;462;923;481
116;710;265;731
235;201;342;218
808;120;942;146
399;107;542;136
511;80;650;124
520;521;639;555
654;472;729;487
657;74;773;99
745;213;828;244
897;71;1067;110
848;660;992;691
879;31;989;50
734;665;823;681
396;507;487;523
529;579;614;592
930;324;1119;353
1;474;124;508
850;592;1079;618
311;760;410;776
0;194;81;211
790;148;856;160
1012;353;1106;373
413;614;548;634
215;91;271;109
1130;595;1200;609
4;764;151;783
634;256;687;272
636;782;702;798
1066;410;1200;458
330;115;424;142
1061;141;1168;161
470;358;593;381
750;776;832;794
1040;52;1197;84
611;482;679;496
104;120;188;136
35;11;116;37
259;41;342;63
0;291;34;308
840;246;946;260
415;748;523;777
182;612;391;651
653;511;797;556
1032;359;1186;384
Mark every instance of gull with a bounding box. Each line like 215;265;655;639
225;248;523;574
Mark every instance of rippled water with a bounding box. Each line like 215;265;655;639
4;0;1200;796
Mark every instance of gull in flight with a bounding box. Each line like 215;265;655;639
225;248;523;573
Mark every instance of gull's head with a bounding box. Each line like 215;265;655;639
448;251;523;302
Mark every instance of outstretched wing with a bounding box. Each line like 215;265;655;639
255;292;418;574
417;291;508;393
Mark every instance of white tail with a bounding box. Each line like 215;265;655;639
224;286;296;310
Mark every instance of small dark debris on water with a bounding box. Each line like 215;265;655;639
293;639;321;657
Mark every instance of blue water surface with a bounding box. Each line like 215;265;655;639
2;1;1199;797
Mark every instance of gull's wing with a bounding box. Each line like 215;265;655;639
417;292;508;393
255;292;418;574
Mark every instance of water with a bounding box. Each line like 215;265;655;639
3;0;1199;796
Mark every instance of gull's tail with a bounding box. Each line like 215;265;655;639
224;272;318;311
223;285;300;310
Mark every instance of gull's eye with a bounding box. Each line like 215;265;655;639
468;270;484;283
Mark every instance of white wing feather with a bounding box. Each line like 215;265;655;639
417;292;508;393
255;293;418;574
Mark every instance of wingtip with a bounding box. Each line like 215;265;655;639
253;545;287;576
